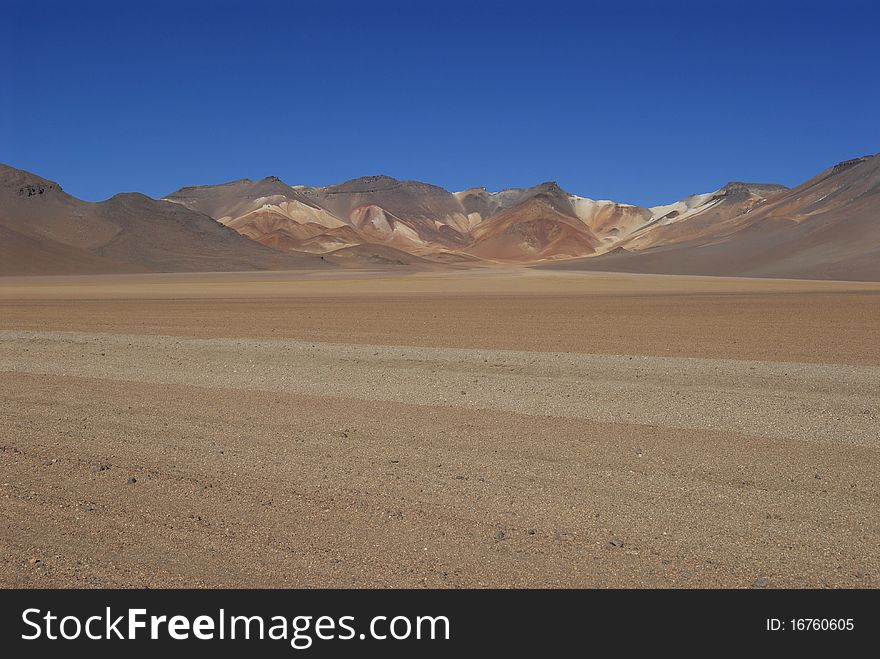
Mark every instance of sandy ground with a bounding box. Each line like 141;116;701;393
1;269;878;588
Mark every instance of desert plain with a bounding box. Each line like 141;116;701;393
1;267;878;588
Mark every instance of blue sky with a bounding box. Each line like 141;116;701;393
2;0;878;206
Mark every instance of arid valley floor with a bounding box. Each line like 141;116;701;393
1;268;878;588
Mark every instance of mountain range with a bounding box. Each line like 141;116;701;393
1;153;878;280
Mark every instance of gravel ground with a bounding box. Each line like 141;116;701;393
1;270;878;588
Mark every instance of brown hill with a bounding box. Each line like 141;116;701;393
467;197;602;261
5;153;879;278
166;175;612;262
621;182;789;251
301;176;474;250
0;165;324;275
541;155;880;280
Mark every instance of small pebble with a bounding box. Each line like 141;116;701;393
751;577;770;589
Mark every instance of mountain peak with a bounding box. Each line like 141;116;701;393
108;191;155;204
830;156;871;174
326;175;401;194
0;163;63;196
346;175;398;184
719;182;788;197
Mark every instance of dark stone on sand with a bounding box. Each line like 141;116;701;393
751;577;770;589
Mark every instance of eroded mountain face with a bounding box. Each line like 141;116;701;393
160;153;879;278
162;175;686;263
540;155;880;281
4;152;877;278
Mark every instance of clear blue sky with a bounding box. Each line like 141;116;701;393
2;0;877;206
